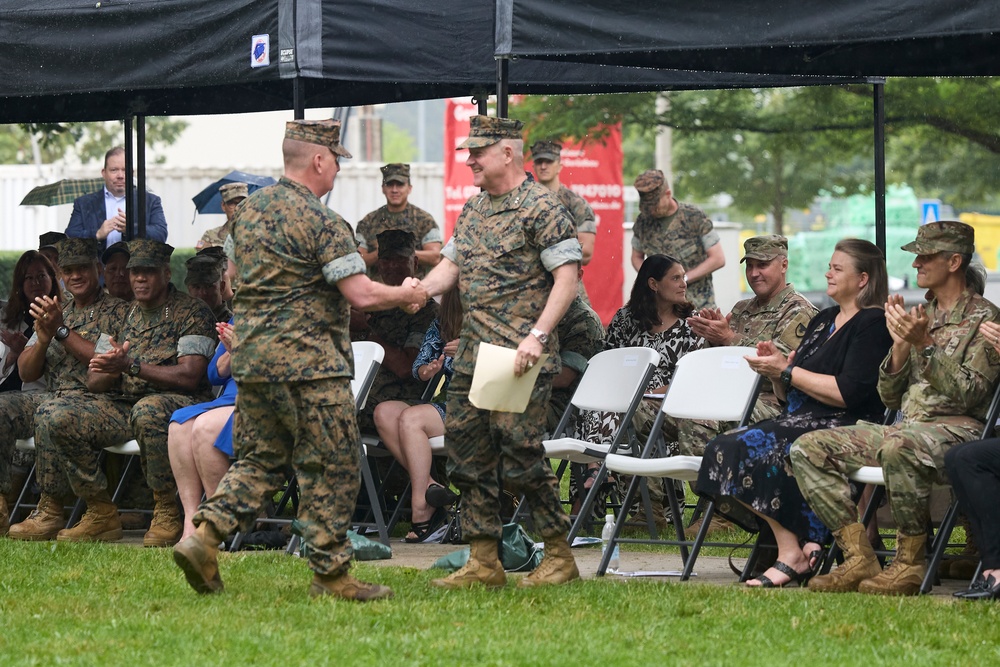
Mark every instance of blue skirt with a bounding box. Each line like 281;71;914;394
170;395;236;457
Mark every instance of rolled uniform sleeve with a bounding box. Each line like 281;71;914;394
540;238;583;272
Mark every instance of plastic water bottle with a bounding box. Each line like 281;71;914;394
601;513;621;573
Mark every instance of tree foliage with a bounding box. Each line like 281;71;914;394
0;118;188;164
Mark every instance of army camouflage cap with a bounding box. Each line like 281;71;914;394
39;231;66;250
101;240;130;265
530;140;562;162
376;229;417;259
741;235;788;263
381;163;410;185
184;254;224;286
219;182;248;203
284;119;353;159
126;239;174;269
457;115;524;149
196;245;228;265
900;220;975;256
56;237;100;269
635;169;668;215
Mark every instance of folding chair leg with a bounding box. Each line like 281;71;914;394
598;473;643;576
10;462;37;524
679;500;717;581
664;479;689;565
922;500;960;594
359;455;389;546
568;462;612;543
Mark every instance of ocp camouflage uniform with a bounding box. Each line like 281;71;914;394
43;285;216;499
194;176;365;577
2;291;127;498
677;284;816;455
197;222;229;250
632;202;719;311
354;300;438;433
443;177;581;541
791;289;1000;536
355;203;442;280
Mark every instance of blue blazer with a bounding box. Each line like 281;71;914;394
66;189;168;250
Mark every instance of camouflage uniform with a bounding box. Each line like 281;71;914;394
197;223;229;250
2;288;126;498
355;203;442;280
548;295;604;430
44;283;216;499
677;283;816;455
354;300;438;432
556;186;596;236
791;289;1000;536
194;166;365;577
442;175;582;541
633;169;719;311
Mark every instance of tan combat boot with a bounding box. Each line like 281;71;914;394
518;534;580;588
173;521;225;594
143;491;183;547
57;493;123;542
0;495;9;536
808;522;881;593
431;538;507;589
857;533;927;596
309;571;394;601
8;494;65;541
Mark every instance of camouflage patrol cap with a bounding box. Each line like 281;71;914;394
530;140;562;162
635;169;668;215
900;220;975;256
284;119;353;159
457;115;524;149
741;235;788;263
126;239;174;269
376;229;417;259
56;237;100;268
196;245;228;265
184;254;224;286
381;163;410;185
39;231;66;250
101;241;130;265
219;182;248;204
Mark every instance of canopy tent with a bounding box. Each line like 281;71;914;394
0;0;863;124
496;0;1000;77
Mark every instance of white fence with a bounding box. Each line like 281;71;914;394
0;162;446;251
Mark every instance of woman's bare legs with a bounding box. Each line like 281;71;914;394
168;420;200;540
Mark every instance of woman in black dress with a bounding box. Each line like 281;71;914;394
696;239;892;587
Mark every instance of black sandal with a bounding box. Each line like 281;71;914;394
425;483;459;508
747;560;810;588
404;508;446;544
583;467;615;490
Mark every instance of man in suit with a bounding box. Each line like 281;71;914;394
65;146;168;250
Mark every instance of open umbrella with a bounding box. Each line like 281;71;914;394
20;178;106;206
191;170;276;215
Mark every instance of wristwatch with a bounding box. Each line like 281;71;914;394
54;325;70;342
779;365;794;391
530;327;549;345
127;358;142;377
920;344;935;359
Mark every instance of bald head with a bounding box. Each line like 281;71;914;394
282;138;340;198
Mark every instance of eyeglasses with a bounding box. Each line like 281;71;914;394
23;273;52;284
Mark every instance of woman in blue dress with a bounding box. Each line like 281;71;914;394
168;319;236;541
374;288;462;543
696;239;892;587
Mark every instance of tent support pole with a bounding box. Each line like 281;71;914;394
496;58;509;117
873;81;886;254
137;114;147;240
124;116;134;242
294;77;305;119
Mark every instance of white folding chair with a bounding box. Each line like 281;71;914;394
537;347;661;540
600;346;762;579
834;384;1000;594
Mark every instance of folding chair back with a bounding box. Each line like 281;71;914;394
570;347;662;413
661;346;760;422
351;340;385;412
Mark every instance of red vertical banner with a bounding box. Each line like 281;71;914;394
444;100;624;324
443;99;478;240
554;127;624;324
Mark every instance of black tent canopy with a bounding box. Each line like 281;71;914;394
496;0;1000;77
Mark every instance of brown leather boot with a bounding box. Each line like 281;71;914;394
518;534;580;588
8;494;65;541
57;493;123;542
0;495;9;536
808;523;881;593
143;491;183;547
309;571;394;601
858;533;927;596
173;522;225;594
431;538;507;589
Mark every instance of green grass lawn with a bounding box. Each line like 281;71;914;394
1;540;998;666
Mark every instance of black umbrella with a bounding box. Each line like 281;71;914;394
191;170;276;215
